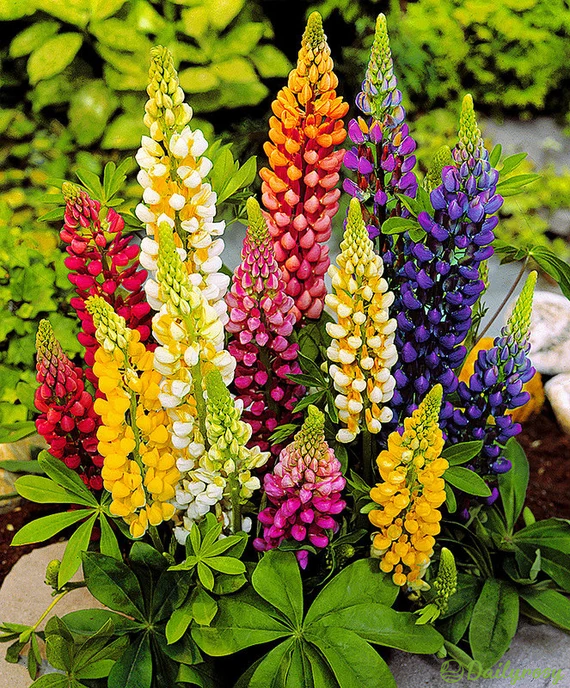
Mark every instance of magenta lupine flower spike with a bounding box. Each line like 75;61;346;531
61;183;152;384
34;320;103;491
253;405;346;568
226;197;304;456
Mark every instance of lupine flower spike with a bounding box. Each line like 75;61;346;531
343;13;418;260
423;146;453;194
136;46;229;322
86;296;179;538
415;547;457;624
254;405;346;569
392;95;502;422
34;320;103;490
226;197;304;455
260;11;348;322
150;221;235;528
62;183;151;383
326;197;397;442
369;384;447;589
450;272;537;486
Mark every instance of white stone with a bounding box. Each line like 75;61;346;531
525;291;570;375
544;373;570;435
0;542;102;688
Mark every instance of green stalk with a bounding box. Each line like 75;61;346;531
192;361;209;448
229;474;242;535
362;429;376;486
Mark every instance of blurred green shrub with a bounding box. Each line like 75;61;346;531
327;0;570;117
1;0;292;151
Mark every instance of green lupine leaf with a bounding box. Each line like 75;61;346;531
192;591;291;656
247;638;295;687
205;556;246;575
82;552;144;619
445;466;491;497
305;558;398;627
519;589;570;631
306;626;397;688
442;441;483;466
11;509;93;545
192;588;218;626
108;633;152;688
381;217;421;235
469;579;519;671
498;438;529;532
198;562;215;591
27;34;83;84
58;512;98;587
99;515;121;559
252;550;303;627
38;451;98;505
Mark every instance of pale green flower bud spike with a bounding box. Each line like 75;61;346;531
303;11;325;55
415;547;457;624
85;295;129;353
246;197;271;245
418;383;443;428
506;271;537;345
339;197;376;276
424;145;453;193
294;405;328;461
156;222;197;315
456;94;484;157
145;46;192;140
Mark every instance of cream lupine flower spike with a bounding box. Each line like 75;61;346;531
136;46;229;322
325;197;397;443
173;368;269;543
152;221;235;470
86;296;179;538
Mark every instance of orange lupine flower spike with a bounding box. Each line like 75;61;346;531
260;11;349;322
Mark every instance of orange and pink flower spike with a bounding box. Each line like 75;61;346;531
259;11;348;323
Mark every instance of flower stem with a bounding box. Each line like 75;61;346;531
149;525;164;552
475;258;529;346
192;362;209;448
229;474;241;535
26;591;68;637
362;429;375;486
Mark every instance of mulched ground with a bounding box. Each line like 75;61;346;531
0;405;568;588
518;403;570;522
0;502;62;588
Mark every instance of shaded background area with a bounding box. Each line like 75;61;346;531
1;0;570;425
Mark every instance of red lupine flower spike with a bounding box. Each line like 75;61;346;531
35;319;103;490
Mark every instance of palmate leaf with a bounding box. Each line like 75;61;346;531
194;552;443;687
82;552;145;620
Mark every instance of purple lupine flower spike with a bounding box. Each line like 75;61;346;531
343;14;418;275
391;95;503;423
448;272;537;478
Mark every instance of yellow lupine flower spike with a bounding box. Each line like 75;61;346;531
369;384;448;590
86;296;180;539
136;46;229;322
325;197;397;443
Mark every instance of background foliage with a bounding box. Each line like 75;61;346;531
1;0;569;424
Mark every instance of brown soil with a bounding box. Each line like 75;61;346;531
0;407;568;588
0;502;62;587
518;403;570;522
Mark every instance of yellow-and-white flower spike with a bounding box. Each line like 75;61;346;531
135;46;230;322
151;222;236;508
325;197;397;442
